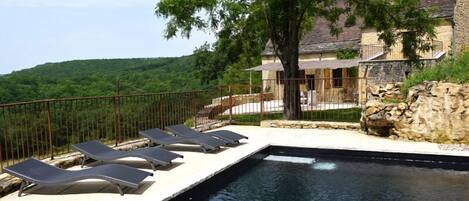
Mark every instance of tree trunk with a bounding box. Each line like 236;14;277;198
281;37;301;120
267;0;302;120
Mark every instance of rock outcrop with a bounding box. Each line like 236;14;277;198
363;81;469;143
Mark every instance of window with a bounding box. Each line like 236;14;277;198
332;68;343;88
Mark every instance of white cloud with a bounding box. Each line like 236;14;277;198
0;0;154;9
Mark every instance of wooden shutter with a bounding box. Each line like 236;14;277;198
324;69;331;89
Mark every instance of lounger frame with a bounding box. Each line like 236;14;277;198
72;140;183;170
139;128;226;153
4;159;152;196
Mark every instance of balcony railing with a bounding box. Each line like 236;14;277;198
360;40;444;60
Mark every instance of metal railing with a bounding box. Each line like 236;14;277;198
0;77;369;173
361;40;444;60
0;89;219;173
214;77;367;125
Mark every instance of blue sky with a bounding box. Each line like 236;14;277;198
0;0;215;74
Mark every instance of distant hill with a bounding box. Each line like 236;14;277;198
0;56;204;103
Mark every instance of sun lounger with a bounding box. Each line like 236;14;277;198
72;140;183;170
209;130;249;143
166;124;248;144
139;128;227;153
3;159;153;196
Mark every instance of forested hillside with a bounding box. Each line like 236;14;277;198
0;56;203;103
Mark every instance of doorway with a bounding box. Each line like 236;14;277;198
306;75;315;90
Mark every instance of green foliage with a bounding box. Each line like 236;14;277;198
155;0;438;119
401;52;469;94
336;49;359;60
190;23;266;86
0;56;204;103
184;118;194;127
348;67;359;78
350;0;438;63
156;0;437;66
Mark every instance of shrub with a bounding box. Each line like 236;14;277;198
401;52;469;95
184;118;194;127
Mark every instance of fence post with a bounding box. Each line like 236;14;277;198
159;95;164;129
114;80;121;146
228;85;233;124
260;89;264;122
46;101;54;160
220;86;223;121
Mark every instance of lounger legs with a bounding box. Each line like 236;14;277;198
18;180;32;197
201;146;220;154
114;184;124;196
149;162;156;171
80;155;89;168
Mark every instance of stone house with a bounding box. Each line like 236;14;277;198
249;0;467;104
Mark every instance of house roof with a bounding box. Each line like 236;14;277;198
421;0;455;18
262;14;362;56
261;0;455;56
247;59;361;71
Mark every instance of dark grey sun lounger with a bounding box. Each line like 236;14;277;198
167;124;248;144
72;140;183;170
139;128;227;153
4;159;153;196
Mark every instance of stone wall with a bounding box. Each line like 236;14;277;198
357;60;437;104
454;0;469;54
362;81;469;144
261;120;361;130
359;59;438;85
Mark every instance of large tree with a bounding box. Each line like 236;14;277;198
155;0;437;119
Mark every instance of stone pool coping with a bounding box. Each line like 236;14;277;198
1;125;469;201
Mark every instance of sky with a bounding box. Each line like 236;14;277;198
0;0;215;74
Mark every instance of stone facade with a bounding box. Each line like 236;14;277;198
356;60;437;104
360;20;453;59
454;0;469;54
261;120;361;130
359;60;438;85
362;82;469;144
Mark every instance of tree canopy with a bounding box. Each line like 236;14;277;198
0;56;203;103
156;0;438;119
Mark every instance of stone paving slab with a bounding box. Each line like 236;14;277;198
2;125;469;201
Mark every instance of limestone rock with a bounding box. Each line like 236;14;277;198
365;100;384;115
369;85;380;96
363;82;469;144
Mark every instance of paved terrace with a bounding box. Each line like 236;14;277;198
3;126;469;201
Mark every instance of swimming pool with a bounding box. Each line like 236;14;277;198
172;146;469;201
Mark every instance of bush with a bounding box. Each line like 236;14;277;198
401;52;469;94
184;118;194;127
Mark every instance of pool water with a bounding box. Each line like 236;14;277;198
206;155;469;201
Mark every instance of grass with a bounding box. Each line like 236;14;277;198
401;52;469;95
215;108;361;125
